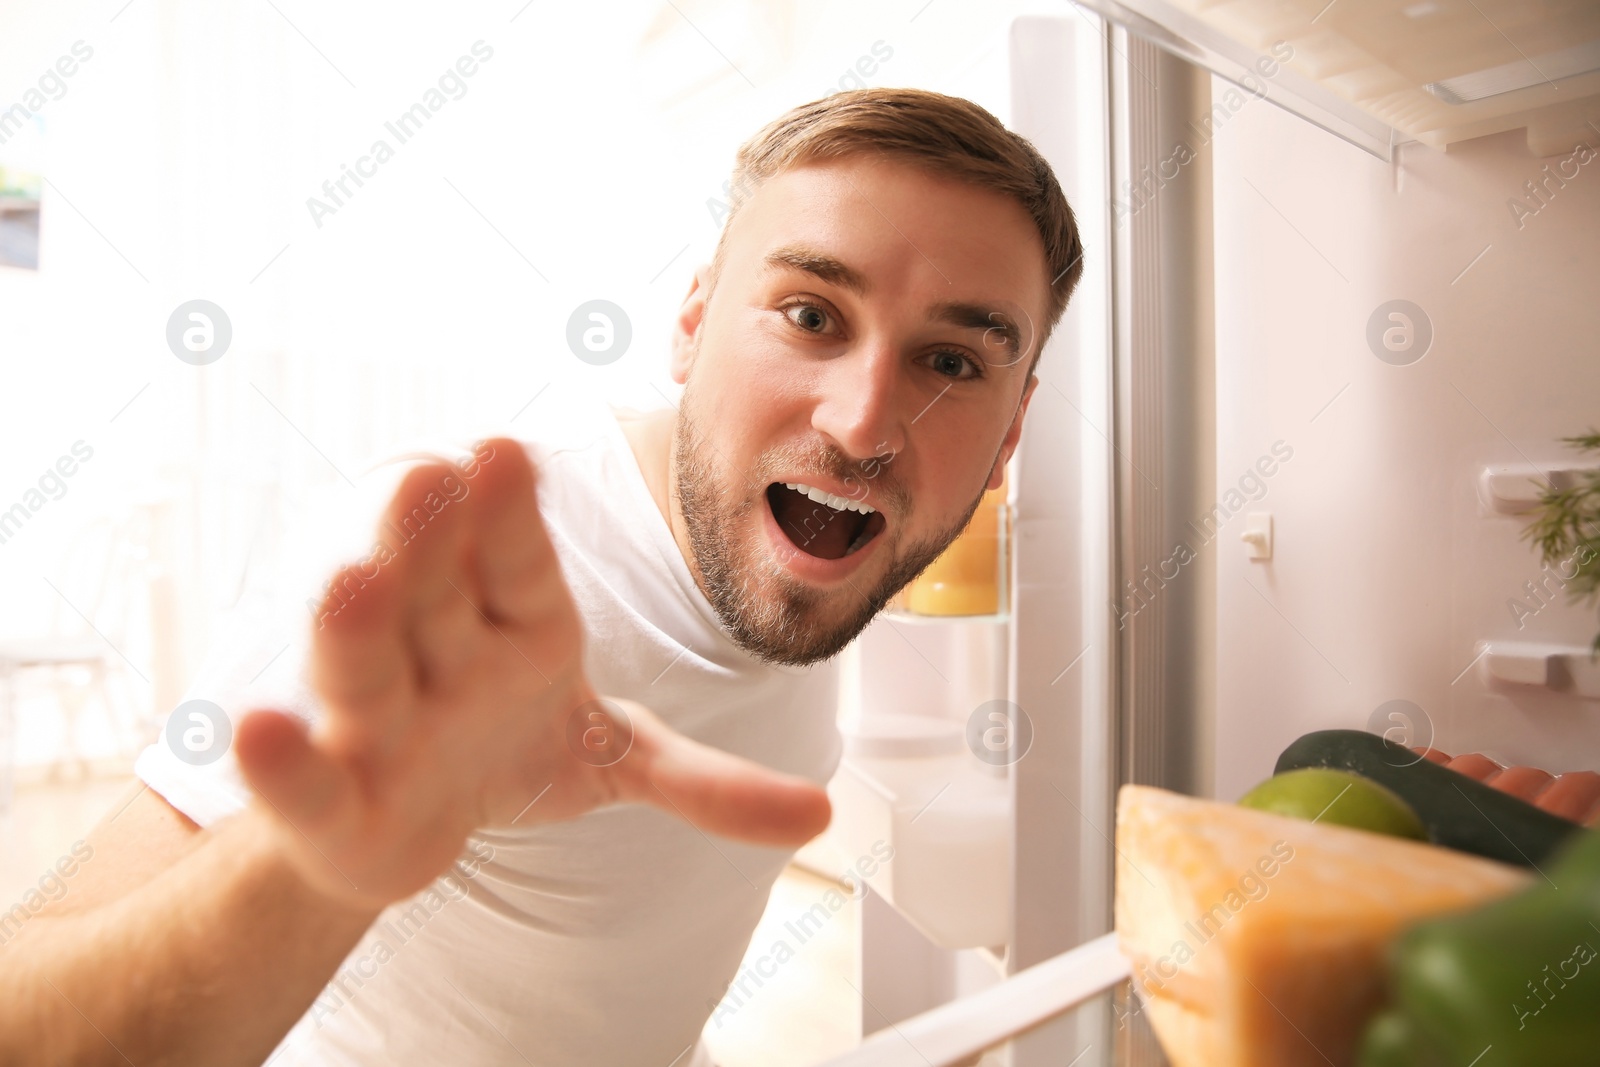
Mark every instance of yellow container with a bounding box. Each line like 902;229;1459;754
894;469;1009;617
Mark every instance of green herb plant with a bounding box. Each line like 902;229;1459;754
1521;430;1600;655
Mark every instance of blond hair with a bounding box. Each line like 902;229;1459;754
710;87;1084;378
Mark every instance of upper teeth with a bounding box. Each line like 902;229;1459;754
786;482;876;515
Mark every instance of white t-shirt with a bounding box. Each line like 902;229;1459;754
133;387;843;1066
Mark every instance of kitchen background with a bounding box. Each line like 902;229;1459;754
3;1;1599;1065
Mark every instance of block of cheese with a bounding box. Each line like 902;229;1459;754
1114;785;1533;1067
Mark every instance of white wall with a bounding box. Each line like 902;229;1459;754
1209;84;1600;799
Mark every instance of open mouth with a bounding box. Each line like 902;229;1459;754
765;482;887;561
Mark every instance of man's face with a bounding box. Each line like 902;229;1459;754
667;156;1049;667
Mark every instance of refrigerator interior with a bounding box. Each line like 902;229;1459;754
820;5;1600;1065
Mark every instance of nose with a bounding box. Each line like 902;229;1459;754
809;337;907;475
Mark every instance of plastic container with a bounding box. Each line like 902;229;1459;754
827;713;1013;950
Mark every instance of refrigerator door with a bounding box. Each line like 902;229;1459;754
830;13;1125;1063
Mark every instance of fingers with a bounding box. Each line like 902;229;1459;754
236;709;358;843
463;438;569;626
309;459;481;753
458;437;588;688
382;461;479;690
308;558;410;754
610;699;832;848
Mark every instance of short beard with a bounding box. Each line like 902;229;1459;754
671;385;989;668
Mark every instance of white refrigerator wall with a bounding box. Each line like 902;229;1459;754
1209;84;1600;803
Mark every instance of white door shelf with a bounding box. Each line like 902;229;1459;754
1478;640;1600;700
827;743;1013;952
1478;463;1600;516
810;933;1132;1067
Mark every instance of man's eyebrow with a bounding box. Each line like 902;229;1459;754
762;246;870;297
763;246;1024;366
931;301;1021;363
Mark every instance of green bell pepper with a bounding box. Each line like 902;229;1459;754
1358;827;1600;1067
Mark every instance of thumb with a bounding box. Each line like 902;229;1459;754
606;698;832;848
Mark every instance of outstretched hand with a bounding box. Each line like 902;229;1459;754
233;438;830;909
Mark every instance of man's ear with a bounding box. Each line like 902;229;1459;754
670;264;712;384
988;373;1037;491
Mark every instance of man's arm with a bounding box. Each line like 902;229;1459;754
2;786;381;1067
1;438;830;1066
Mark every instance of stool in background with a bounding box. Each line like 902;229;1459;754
0;640;115;814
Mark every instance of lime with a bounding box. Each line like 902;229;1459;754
1238;767;1427;840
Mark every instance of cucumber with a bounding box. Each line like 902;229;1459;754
1273;730;1583;868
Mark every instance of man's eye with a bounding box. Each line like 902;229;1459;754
927;349;982;380
781;303;831;333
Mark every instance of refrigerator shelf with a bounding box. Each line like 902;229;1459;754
811;933;1135;1067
